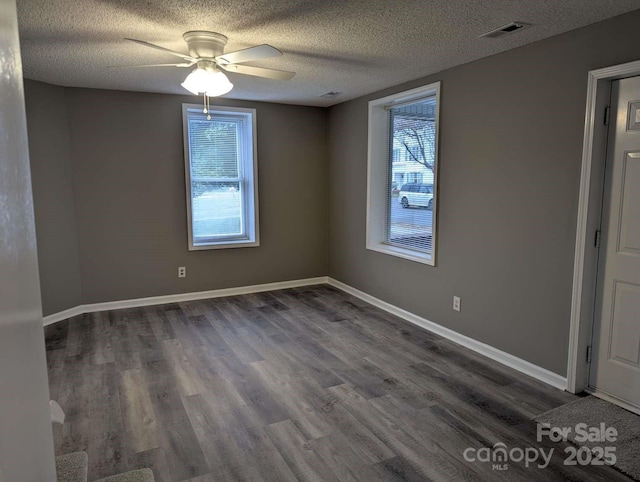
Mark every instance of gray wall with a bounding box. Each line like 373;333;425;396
25;80;83;315
25;9;640;377
62;88;328;305
327;9;640;376
0;0;56;478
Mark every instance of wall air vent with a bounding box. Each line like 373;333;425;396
480;22;531;38
320;91;342;98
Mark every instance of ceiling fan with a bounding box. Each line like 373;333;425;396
120;31;295;111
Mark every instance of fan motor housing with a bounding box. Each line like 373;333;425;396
183;31;228;59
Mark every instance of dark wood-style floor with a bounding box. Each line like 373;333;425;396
45;285;631;481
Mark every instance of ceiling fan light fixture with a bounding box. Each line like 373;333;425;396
181;64;233;97
122;32;295;109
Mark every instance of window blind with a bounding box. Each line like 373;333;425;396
385;96;437;253
187;111;245;241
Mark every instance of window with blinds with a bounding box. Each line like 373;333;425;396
366;82;440;266
182;105;259;250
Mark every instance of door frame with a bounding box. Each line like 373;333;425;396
568;59;640;395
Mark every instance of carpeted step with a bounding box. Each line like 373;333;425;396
55;451;88;482
535;396;640;480
94;468;155;482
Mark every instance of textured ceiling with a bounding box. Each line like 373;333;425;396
16;0;640;107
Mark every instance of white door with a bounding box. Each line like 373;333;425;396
589;76;640;410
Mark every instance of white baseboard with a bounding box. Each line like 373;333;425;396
42;274;567;391
327;277;568;391
43;276;329;326
43;306;85;326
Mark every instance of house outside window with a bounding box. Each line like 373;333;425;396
366;82;440;265
182;104;259;250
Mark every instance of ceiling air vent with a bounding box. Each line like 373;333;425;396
320;91;342;98
480;22;531;39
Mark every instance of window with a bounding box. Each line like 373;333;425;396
182;104;259;250
366;82;440;265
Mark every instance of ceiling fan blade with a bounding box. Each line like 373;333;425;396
215;44;282;65
220;64;295;80
109;62;194;68
125;38;197;61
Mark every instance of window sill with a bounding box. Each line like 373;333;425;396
366;243;434;266
189;239;260;251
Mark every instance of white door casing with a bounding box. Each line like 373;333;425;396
568;59;640;397
589;77;640;409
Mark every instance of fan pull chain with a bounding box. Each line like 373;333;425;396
202;94;212;120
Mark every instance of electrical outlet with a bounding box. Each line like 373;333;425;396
453;296;461;312
178;266;186;278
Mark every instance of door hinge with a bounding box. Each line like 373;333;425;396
604;106;611;126
586;345;592;363
595;230;601;249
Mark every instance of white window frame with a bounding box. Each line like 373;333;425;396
182;104;259;250
366;82;440;266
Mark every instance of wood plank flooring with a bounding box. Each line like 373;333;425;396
45;285;632;481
